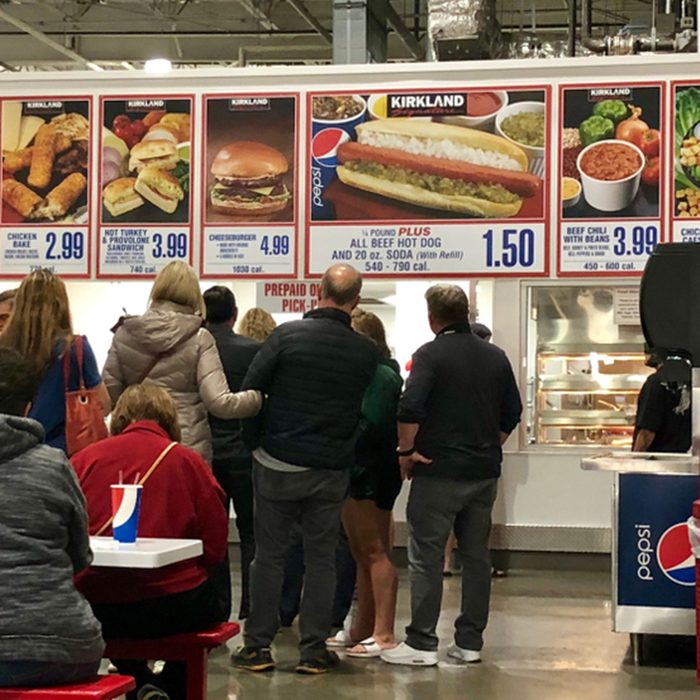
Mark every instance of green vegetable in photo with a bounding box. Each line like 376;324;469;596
579;115;615;147
593;99;629;125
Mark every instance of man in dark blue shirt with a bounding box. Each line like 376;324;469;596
382;284;522;668
204;286;261;620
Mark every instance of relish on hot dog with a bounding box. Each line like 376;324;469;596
336;118;540;218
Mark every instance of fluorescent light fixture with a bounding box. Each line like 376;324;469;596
86;61;104;72
144;58;172;74
120;61;136;71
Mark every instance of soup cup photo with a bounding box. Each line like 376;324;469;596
440;90;508;130
576;139;645;212
311;95;367;135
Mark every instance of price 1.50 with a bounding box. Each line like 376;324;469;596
612;225;658;257
46;231;84;260
483;228;535;269
152;233;188;260
260;235;290;256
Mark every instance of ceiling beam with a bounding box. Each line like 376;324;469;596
386;2;425;60
286;0;332;44
0;7;102;70
237;0;278;31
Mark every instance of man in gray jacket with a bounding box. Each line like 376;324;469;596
0;347;104;687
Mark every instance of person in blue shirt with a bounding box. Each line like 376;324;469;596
0;270;110;454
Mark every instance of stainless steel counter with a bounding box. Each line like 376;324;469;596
581;451;698;475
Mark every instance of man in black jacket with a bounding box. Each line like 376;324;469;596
204;286;261;621
233;264;377;675
381;284;522;668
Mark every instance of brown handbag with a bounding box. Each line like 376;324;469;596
64;336;109;457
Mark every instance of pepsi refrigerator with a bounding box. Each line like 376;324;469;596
583;243;700;662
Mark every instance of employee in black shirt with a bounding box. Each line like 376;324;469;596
633;346;691;453
381;284;522;668
204;286;261;620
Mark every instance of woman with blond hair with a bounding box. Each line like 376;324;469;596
328;309;403;657
0;270;110;454
103;261;261;462
72;384;229;700
237;307;276;343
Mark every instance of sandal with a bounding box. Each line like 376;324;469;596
326;629;356;648
346;637;392;659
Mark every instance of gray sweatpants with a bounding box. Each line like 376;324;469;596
244;461;349;659
406;475;498;652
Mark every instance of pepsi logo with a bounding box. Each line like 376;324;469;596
311;128;350;168
656;523;695;586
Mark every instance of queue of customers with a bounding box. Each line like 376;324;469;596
0;262;522;697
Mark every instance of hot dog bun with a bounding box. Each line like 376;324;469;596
337;119;538;218
337;166;522;218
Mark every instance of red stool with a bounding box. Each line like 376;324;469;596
0;674;135;699
105;622;240;700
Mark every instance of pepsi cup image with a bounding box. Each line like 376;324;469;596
310;94;367;220
111;484;143;544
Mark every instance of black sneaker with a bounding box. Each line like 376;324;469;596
137;685;170;700
296;649;340;675
231;646;275;672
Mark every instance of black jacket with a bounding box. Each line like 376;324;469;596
398;323;522;481
206;322;261;462
241;307;378;470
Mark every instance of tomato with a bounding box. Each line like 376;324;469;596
640;129;660;157
131;119;147;138
114;123;137;148
112;114;131;131
642;156;660;186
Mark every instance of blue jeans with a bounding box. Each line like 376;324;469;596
0;659;100;687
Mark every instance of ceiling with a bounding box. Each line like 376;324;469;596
0;0;673;71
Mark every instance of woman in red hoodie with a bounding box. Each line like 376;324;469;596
72;384;228;700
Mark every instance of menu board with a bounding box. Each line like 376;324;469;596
97;96;193;277
305;86;550;278
200;94;299;278
558;83;664;276
0;97;91;277
671;82;700;244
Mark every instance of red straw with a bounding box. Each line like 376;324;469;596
134;473;140;485
119;470;123;485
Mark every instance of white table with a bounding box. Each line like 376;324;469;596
89;537;203;569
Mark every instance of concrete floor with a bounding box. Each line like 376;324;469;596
205;564;698;699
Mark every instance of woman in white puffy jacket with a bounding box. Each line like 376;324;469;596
102;262;261;463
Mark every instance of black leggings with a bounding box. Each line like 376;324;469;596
91;579;225;700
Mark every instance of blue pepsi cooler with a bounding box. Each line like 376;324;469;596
111;484;143;544
310;95;367;220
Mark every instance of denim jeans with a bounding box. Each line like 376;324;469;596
0;659;100;687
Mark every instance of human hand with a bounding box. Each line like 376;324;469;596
399;451;432;481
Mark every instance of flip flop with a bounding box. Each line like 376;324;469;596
346;637;387;658
326;629;356;648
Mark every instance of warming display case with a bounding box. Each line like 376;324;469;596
526;286;652;448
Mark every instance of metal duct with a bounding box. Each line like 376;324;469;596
428;0;501;59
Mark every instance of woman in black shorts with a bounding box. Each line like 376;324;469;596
340;309;403;658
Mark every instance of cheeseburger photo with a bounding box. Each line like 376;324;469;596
336;118;540;218
209;141;291;216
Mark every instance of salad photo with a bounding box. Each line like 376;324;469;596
673;86;700;218
100;98;191;224
560;86;661;218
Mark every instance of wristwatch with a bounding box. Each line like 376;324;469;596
396;446;415;457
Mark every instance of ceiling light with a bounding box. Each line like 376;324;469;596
120;61;136;71
144;58;172;74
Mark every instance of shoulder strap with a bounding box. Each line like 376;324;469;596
93;441;178;537
63;336;85;391
137;322;202;385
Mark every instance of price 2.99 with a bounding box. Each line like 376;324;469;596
46;231;84;260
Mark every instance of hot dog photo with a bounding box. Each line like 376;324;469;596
560;86;661;218
1;99;90;224
309;88;547;222
100;97;192;224
204;96;296;224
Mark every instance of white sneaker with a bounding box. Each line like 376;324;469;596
380;642;438;667
446;644;481;663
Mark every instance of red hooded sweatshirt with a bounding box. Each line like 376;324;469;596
71;421;228;604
